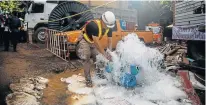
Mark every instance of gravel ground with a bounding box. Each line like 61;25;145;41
0;43;81;105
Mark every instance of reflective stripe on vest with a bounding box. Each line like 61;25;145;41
82;20;110;43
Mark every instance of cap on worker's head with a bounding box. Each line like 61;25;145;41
101;11;115;28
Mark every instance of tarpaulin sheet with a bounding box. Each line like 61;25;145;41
172;25;205;40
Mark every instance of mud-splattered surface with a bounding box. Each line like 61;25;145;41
1;41;202;105
42;69;85;105
0;43;77;105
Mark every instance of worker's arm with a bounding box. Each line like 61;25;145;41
107;29;112;51
92;36;106;56
108;37;112;51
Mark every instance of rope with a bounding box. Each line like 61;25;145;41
38;0;117;23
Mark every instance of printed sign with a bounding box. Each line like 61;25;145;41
172;26;205;40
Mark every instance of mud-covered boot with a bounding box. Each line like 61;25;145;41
86;80;93;87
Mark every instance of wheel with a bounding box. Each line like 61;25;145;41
34;27;47;43
48;1;94;31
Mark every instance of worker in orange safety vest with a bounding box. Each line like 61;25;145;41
76;11;116;87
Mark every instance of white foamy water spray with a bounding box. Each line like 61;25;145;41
106;33;165;85
62;33;191;105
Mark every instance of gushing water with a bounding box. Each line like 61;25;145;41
62;33;191;105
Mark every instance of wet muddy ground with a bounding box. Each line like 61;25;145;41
42;69;85;105
0;43;81;105
0;42;204;105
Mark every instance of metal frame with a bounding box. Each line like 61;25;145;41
45;29;82;70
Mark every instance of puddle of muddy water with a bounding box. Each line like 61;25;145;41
42;69;86;105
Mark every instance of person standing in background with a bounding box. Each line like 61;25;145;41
3;13;11;51
9;11;21;52
0;12;5;46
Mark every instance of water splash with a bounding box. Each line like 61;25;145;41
63;33;191;105
105;33;165;86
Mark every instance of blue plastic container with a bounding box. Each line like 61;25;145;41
105;65;112;73
105;63;113;73
120;73;137;88
120;20;126;30
130;65;139;75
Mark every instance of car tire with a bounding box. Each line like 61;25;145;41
34;27;47;44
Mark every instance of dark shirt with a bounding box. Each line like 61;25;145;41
10;16;21;32
4;17;9;27
0;15;4;23
85;21;112;40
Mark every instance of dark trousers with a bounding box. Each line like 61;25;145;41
19;30;27;43
0;28;4;45
11;31;19;51
3;31;19;51
3;31;10;51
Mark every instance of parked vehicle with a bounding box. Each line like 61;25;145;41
145;22;163;43
24;0;137;43
54;19;154;54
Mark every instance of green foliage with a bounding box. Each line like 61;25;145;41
160;0;172;7
0;0;23;13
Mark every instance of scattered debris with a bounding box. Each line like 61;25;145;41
158;42;204;105
157;42;187;71
6;92;40;105
6;77;49;105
